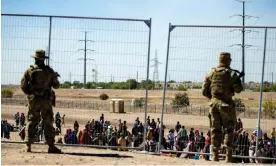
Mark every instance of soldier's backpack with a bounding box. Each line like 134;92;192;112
210;67;236;97
29;65;52;95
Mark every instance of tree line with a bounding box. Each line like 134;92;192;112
60;79;156;90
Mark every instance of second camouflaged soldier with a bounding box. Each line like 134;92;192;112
202;52;243;162
20;49;61;153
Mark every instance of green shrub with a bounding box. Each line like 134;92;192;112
263;100;276;119
254;84;276;92
233;98;246;113
233;98;245;107
1;88;14;98
192;85;201;89
178;84;187;91
171;92;190;110
99;93;109;100
132;98;145;108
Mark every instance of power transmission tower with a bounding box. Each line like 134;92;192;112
230;0;259;84
136;71;139;82
151;49;162;82
92;64;99;83
77;31;95;88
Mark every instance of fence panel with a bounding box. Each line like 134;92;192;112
160;24;276;161
259;28;276;152
1;14;152;150
1;15;50;85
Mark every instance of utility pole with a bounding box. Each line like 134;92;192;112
230;0;259;84
77;31;95;88
272;72;274;85
69;72;72;84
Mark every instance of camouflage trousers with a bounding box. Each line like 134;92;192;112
25;95;55;145
208;99;236;153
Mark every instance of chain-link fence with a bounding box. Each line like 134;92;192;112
1;14;152;150
159;24;276;162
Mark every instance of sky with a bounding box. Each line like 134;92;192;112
1;0;276;85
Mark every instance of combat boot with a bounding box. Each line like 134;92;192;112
48;145;62;154
47;139;62;154
26;144;31;152
225;148;233;163
212;151;219;161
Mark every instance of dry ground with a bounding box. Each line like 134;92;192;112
1;143;248;165
9;87;276;107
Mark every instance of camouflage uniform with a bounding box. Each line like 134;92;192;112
20;49;61;153
202;52;243;162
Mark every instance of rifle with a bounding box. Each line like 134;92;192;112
230;70;245;95
231;69;245;79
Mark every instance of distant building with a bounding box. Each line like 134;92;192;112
73;81;80;85
154;81;260;91
154;82;203;90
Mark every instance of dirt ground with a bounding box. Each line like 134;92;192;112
9;87;276;106
2;143;244;165
2;105;275;138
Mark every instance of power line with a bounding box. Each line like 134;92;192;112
230;0;260;83
77;31;95;88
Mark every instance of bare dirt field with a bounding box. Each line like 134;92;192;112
8;87;276;106
2;143;243;165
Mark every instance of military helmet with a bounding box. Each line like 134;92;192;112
218;52;231;67
31;49;48;60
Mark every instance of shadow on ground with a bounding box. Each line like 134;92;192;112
64;152;133;158
29;151;133;158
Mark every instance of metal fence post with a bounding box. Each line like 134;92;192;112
255;28;267;155
143;18;152;152
47;16;52;66
158;23;173;153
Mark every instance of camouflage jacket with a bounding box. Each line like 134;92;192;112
202;67;243;102
20;64;60;97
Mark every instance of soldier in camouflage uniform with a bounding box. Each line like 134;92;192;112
20;49;61;153
202;52;243;162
